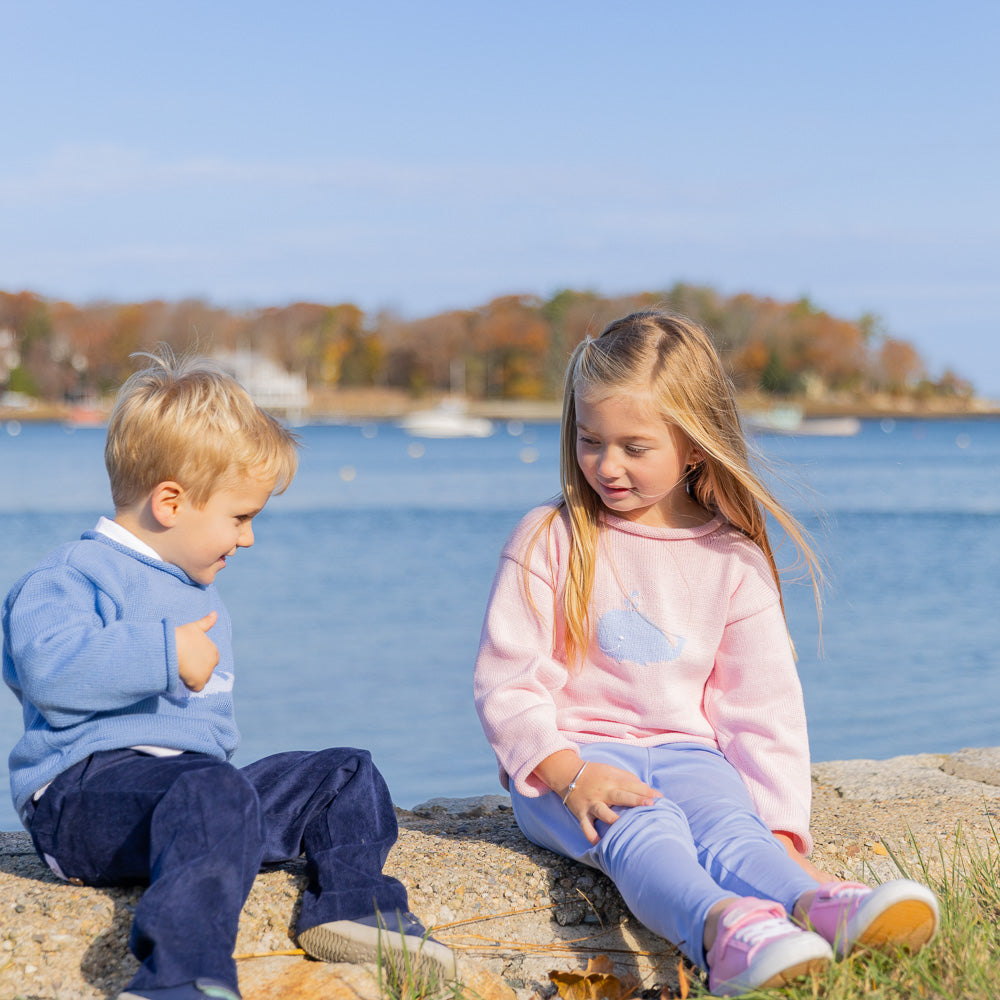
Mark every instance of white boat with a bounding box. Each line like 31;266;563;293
398;399;494;438
743;405;860;437
795;416;862;436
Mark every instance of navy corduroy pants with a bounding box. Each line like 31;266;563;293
25;746;409;996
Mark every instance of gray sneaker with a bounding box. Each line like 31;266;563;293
118;978;241;1000
298;910;456;982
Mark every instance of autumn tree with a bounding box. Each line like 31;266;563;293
541;289;635;396
338;324;384;387
472;296;550;399
932;368;974;399
0;285;965;408
0;292;59;397
877;338;924;393
245;302;363;388
797;312;868;391
376;309;475;395
154;299;240;358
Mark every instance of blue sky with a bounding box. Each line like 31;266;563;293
3;2;998;394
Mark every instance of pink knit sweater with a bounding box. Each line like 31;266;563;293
474;503;813;853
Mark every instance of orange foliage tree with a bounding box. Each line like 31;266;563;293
0;283;958;407
471;295;551;399
877;337;924;393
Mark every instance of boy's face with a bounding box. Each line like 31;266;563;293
159;472;276;585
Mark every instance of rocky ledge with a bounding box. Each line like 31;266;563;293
2;747;999;1000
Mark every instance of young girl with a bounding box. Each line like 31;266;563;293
474;310;938;996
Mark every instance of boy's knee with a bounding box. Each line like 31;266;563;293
321;746;372;768
170;762;263;833
315;747;385;786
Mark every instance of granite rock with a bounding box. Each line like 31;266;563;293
2;747;999;1000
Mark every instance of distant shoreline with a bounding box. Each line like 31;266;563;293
2;388;999;426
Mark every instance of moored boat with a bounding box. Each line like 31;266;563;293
398;399;494;438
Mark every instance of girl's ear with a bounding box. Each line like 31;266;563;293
687;445;706;468
149;481;185;528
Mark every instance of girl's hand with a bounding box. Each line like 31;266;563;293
772;831;839;883
564;761;661;845
534;749;661;845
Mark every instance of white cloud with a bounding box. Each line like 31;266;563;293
0;142;615;204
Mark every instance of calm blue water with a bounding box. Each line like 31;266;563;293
1;416;998;831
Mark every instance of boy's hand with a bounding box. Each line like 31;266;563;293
563;761;661;845
175;612;219;691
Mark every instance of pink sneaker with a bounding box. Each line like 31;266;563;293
706;898;833;997
800;879;939;958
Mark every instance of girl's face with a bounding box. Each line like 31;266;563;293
575;390;706;527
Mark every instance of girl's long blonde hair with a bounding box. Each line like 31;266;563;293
533;309;821;666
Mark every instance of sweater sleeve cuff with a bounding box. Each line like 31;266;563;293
507;737;579;798
162;619;181;694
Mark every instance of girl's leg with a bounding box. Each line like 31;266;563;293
653;744;819;914
665;749;939;959
511;743;734;967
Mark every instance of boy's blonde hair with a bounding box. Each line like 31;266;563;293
105;347;300;510
535;309;821;666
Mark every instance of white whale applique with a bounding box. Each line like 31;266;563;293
165;670;235;705
187;670;235;699
597;593;686;665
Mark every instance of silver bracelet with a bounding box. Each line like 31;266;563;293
561;761;589;806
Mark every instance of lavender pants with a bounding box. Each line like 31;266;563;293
510;742;819;968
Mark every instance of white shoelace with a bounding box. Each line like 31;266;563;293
730;913;796;952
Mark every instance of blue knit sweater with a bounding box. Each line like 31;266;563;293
2;531;239;822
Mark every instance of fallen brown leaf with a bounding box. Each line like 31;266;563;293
549;955;639;1000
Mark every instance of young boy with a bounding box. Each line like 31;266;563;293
2;350;454;1000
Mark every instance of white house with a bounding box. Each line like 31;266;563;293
214;349;310;424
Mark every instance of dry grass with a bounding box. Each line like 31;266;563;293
694;820;1000;1000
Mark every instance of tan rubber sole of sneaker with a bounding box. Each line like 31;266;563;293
759;955;831;988
854;899;938;953
298;922;456;980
